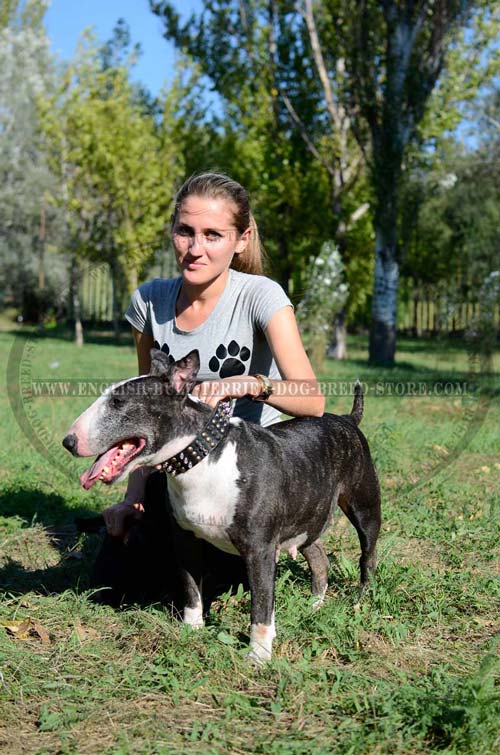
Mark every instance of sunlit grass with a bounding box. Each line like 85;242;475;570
0;328;498;754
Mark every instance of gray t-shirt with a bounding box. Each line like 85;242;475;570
124;269;293;426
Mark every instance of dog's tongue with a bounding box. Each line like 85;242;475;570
80;446;120;490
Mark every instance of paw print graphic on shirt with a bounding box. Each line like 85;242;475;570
153;340;175;366
209;341;251;378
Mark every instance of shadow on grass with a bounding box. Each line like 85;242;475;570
0;537;99;597
1;323;134;348
0;486;100;526
0;481;249;612
0;486;103;596
341;358;473;376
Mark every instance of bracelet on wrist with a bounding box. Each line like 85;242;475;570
251;373;274;402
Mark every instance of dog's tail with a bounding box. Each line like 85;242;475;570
350;380;363;425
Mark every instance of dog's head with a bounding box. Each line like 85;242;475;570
62;349;201;489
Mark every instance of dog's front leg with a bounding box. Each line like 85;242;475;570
245;547;277;664
171;519;204;629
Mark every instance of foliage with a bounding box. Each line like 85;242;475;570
400;82;500;319
40;25;183;304
334;0;499;362
0;0;65;318
151;1;500;360
467;270;500;359
297;241;349;369
2;0;500;345
0;0;47;31
420;2;500;143
150;0;361;293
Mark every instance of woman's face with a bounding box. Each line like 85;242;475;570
172;195;250;286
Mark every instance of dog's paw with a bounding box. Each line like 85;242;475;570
312;586;327;611
246;645;272;665
183;604;204;629
209;341;251;378
247;622;275;664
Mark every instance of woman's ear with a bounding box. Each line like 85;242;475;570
234;226;252;255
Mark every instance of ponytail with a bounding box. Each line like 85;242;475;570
231;213;265;275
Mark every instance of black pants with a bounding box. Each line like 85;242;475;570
89;472;247;609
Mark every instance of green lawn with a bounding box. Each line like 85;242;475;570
0;325;499;754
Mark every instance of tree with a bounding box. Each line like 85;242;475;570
41;25;183;341
0;0;47;30
150;0;369;295
153;0;500;364
335;0;500;363
296;241;349;370
0;0;64;320
395;79;500;335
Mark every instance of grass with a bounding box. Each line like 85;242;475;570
0;324;499;754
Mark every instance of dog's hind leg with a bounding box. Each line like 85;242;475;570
338;486;381;601
300;539;329;609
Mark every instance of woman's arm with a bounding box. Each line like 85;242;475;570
132;327;155;375
192;307;325;417
263;306;325;417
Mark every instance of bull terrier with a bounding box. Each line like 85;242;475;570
63;349;381;663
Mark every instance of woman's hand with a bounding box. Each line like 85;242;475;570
191;376;260;408
103;500;145;540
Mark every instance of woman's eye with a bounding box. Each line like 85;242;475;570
174;228;223;242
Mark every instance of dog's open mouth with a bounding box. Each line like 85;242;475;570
80;438;146;490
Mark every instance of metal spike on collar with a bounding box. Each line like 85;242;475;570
161;398;233;476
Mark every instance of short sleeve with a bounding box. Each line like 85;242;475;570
250;276;293;331
124;281;152;335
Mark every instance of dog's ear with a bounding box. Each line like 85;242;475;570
149;348;173;378
170;350;200;393
150;349;200;393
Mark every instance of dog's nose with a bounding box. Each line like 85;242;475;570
62;433;78;455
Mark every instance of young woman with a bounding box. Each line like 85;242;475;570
103;172;324;539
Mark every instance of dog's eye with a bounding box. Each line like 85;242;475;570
110;394;125;409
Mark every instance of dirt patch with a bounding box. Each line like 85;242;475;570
394;537;446;572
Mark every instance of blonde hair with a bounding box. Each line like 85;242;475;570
171;172;265;275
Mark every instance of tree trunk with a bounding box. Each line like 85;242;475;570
412;280;421;337
369;121;403;365
110;260;121;342
129;266;138;293
328;310;348;360
38;204;46;292
69;256;84;347
369;226;398;365
73;290;84;348
327;188;348;360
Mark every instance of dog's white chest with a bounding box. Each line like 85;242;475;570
167;441;240;555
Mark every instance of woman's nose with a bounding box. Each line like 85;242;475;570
188;234;205;253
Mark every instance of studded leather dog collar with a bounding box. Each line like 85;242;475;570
161;398;233;476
